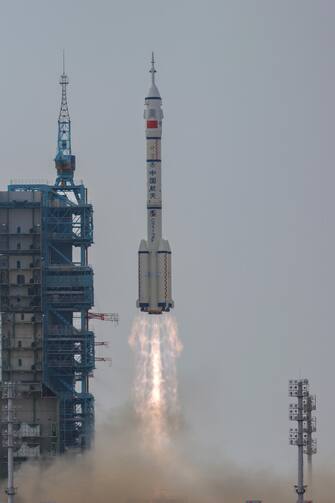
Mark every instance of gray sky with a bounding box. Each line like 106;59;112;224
0;0;334;475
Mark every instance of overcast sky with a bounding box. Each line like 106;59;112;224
0;0;334;475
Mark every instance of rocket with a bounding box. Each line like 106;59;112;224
137;54;174;315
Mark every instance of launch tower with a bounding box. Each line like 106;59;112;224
0;63;94;469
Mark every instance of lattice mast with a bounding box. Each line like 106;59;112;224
55;52;75;186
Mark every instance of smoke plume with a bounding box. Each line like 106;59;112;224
14;410;335;503
13;314;335;502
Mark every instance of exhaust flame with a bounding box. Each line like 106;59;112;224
129;313;182;452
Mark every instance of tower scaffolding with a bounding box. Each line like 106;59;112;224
0;59;95;461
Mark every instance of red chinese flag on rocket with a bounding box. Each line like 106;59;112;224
147;120;158;128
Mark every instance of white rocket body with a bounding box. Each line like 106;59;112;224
137;58;174;314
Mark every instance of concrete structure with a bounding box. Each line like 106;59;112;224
137;54;174;315
0;63;94;471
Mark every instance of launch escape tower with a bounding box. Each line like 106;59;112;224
0;63;95;468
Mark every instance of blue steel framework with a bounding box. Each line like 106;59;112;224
7;178;95;452
5;63;94;453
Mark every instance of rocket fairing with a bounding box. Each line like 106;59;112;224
137;54;174;315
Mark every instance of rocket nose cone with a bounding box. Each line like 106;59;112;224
147;83;161;99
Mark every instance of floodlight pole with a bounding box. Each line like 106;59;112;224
305;393;317;495
289;379;317;503
306;394;312;485
289;379;308;503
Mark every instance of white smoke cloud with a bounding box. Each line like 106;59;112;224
14;314;335;502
